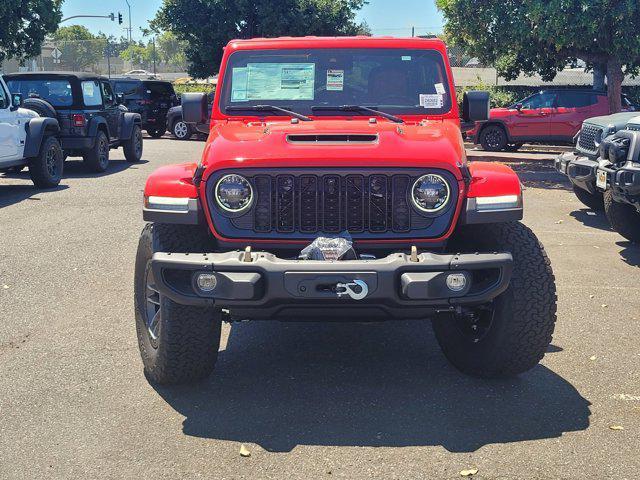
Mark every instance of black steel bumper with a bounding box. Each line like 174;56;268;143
60;136;94;151
151;250;513;320
556;152;599;194
598;162;640;205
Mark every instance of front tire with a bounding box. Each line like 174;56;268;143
83;130;110;173
123;125;143;162
480;125;508;151
573;185;604;211
604;190;640;242
172;119;192;140
433;222;557;377
134;223;221;384
147;127;165;139
28;136;64;188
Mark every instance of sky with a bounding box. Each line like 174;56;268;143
59;0;445;41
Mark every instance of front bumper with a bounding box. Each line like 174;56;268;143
598;162;640;205
151;249;513;320
556;152;599;194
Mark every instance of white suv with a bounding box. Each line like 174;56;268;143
0;75;64;188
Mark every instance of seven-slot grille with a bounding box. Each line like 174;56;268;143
250;173;415;234
577;124;602;155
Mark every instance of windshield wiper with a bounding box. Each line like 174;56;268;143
311;105;404;124
226;104;312;122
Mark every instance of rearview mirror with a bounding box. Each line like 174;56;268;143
182;92;207;124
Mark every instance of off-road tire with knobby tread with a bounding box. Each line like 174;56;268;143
83;130;110;172
28;135;64;188
123;124;143;162
22;98;57;119
573;184;604;211
432;222;557;378
604;190;640;243
134;223;221;384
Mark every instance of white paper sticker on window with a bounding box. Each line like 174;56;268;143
401;55;412;61
420;94;444;109
434;83;446;95
326;69;344;91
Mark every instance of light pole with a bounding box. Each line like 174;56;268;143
125;0;132;43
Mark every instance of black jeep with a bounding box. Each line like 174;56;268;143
555;112;638;210
111;78;178;138
4;72;143;172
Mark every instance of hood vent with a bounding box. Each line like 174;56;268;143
286;134;378;144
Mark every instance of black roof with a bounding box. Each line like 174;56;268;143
109;77;172;84
3;71;109;81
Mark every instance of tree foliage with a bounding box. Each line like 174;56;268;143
436;0;640;112
0;0;62;65
52;25;108;71
151;0;370;78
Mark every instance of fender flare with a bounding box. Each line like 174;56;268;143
88;116;109;141
166;109;182;130
120;112;142;140
23;117;60;158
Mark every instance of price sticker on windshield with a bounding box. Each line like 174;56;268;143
419;94;444;109
326;69;344;91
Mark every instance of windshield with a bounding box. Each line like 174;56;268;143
220;48;452;116
6;78;73;107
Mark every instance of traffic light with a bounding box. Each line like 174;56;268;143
118;12;123;25
109;13;114;21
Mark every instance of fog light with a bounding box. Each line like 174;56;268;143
196;273;217;292
446;273;467;292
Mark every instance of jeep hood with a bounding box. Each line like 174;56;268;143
583;112;639;129
200;119;465;180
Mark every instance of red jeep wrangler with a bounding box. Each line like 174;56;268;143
134;37;557;384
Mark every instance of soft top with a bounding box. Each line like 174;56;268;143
3;71;108;81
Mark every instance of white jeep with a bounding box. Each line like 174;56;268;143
0;75;63;188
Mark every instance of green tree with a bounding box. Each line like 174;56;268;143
436;0;640;113
52;25;107;71
0;0;62;65
151;0;369;78
120;42;153;67
156;31;188;69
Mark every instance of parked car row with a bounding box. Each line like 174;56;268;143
467;88;635;151
556;113;640;243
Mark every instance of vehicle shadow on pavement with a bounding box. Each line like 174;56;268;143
0;183;69;208
61;158;149;178
569;209;612;232
617;241;640;267
153;320;591;453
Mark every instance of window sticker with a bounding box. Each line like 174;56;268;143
231;67;248;101
326;69;344;91
401;55;412;61
82;81;95;97
232;63;315;101
434;83;446;95
419;94;444;109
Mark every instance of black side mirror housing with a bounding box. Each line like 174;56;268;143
115;93;125;105
11;93;23;110
461;90;490;132
182;92;208;124
514;103;523;111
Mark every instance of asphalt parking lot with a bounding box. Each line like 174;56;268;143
1;137;639;479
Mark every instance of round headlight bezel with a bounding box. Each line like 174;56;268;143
410;173;451;214
214;174;254;213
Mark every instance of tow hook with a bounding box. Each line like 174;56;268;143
335;280;369;300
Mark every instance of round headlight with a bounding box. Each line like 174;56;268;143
215;174;253;212
411;174;450;213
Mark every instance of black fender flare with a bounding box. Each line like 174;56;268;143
120;112;142;140
166;109;182;130
475;120;512;144
24;117;60;158
88;116;109;141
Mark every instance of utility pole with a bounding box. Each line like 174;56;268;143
152;37;157;74
125;0;132;43
411;26;415;37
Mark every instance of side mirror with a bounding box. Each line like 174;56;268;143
514;103;523;111
11;93;23;110
461;91;489;131
115;93;125;105
182;92;207;124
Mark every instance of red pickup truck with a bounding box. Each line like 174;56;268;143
468;89;634;151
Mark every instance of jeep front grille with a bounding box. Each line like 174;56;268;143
577;124;602;156
206;169;458;241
